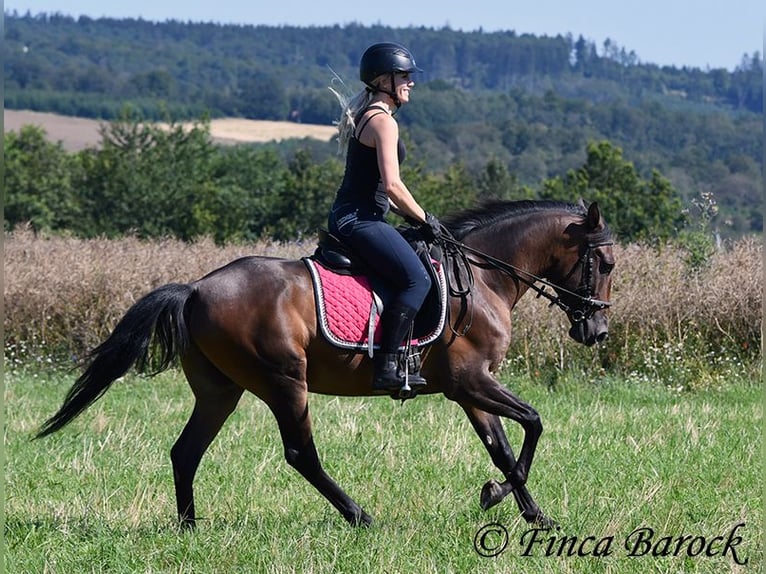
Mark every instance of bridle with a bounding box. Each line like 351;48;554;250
553;233;614;321
438;232;613;335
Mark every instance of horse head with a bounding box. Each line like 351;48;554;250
555;201;615;346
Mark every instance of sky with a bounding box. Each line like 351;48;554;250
5;0;764;71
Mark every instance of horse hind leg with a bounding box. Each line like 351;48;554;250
267;384;373;527
171;345;244;529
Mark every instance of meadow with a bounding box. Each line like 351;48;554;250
4;367;761;573
3;230;763;572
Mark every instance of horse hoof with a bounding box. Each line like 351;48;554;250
177;518;197;532
348;510;374;527
480;479;505;510
525;512;559;530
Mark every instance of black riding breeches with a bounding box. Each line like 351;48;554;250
328;207;431;313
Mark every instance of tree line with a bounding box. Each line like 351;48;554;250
6;115;690;247
3;12;762;236
5;12;762;118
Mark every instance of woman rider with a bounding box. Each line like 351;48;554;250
328;42;441;393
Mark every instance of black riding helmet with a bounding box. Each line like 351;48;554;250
359;42;423;107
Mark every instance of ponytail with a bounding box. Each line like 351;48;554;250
328;70;373;157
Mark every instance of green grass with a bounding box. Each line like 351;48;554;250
4;367;762;573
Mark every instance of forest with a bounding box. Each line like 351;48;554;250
3;11;763;237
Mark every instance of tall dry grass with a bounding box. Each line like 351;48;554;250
507;238;762;385
4;228;761;384
610;239;762;348
3;227;310;363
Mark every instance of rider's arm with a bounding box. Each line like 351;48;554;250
371;114;427;224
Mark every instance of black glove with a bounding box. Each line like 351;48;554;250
419;212;442;243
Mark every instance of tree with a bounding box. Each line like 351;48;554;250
4;125;80;232
211;145;288;240
266;149;342;240
475;157;533;200
74;110;220;239
414;162;477;217
540;141;686;243
235;70;289;120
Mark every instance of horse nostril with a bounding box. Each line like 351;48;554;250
595;331;608;344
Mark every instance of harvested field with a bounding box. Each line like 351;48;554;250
3;109;337;151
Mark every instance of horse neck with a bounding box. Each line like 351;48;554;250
464;212;570;298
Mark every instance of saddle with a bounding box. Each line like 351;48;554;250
303;229;448;356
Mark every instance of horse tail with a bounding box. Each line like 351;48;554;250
35;283;194;439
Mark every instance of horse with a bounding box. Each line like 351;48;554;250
35;199;615;529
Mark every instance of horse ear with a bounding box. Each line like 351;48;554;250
586;202;602;230
577;197;587;209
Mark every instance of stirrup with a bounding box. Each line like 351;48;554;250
398;366;427;399
396;328;427;399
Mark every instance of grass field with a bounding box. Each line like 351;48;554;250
4;366;761;573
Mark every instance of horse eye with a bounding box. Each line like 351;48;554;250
600;261;615;274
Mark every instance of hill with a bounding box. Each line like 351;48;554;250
5;12;762;119
3;13;763;235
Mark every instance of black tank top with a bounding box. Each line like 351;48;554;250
333;105;406;217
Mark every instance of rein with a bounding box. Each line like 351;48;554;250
438;232;612;333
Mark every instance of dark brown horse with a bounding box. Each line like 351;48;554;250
36;199;615;528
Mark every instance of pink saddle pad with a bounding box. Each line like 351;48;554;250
303;258;446;353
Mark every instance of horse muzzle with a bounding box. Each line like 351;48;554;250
568;313;609;346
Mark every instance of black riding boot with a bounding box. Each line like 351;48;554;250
373;303;427;392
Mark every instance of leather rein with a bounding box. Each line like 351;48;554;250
437;231;613;337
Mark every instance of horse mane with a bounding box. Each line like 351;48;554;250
443;199;590;241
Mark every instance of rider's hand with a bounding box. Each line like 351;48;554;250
419;212;442;242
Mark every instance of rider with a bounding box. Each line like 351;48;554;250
328;42;441;392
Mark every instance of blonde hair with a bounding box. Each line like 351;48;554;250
328;70;374;156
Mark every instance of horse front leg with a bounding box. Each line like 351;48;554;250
455;376;541;483
461;405;557;528
449;372;551;512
